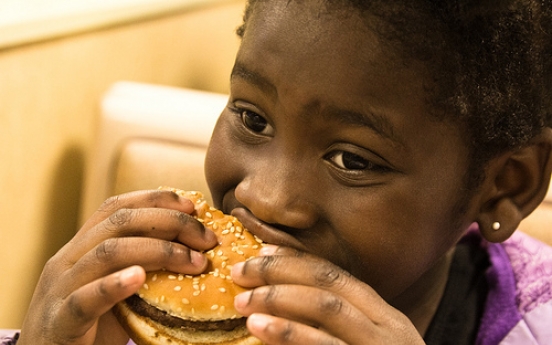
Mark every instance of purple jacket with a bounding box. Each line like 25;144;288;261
2;231;551;345
476;231;552;344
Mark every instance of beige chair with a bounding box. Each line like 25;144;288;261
80;81;552;245
80;81;227;222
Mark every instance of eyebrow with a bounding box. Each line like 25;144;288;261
231;61;277;97
322;106;402;147
231;61;402;147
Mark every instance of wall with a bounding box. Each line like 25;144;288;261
0;0;244;328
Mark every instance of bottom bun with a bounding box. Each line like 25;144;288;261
114;300;262;345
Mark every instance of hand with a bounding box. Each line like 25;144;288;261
18;190;218;345
231;246;425;345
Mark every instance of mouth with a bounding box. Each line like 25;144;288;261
230;207;310;253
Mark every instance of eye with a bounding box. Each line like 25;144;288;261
241;109;268;133
327;151;370;170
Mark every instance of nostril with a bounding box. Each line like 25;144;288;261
234;180;319;230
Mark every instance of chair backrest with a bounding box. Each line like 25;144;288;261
80;81;552;245
80;81;227;222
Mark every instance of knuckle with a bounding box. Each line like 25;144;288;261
160;239;176;259
314;265;347;288
278;321;294;343
108;208;134;227
317;293;344;315
65;294;87;321
257;255;278;275
145;189;172;205
99;194;122;212
177;211;195;227
95;238;119;262
261;285;280;310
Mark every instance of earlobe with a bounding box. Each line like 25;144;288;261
476;128;552;243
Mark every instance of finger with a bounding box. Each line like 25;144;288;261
235;285;374;344
63;207;217;265
69;237;209;287
53;266;145;342
246;313;347;345
80;189;195;233
231;252;388;318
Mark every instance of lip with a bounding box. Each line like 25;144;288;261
230;207;310;252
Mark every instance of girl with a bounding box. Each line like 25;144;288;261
10;0;552;344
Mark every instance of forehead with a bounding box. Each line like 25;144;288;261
236;0;436;131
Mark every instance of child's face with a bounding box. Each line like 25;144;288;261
205;0;476;301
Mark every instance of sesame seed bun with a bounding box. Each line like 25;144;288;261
114;189;263;345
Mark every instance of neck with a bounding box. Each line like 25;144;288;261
390;248;455;336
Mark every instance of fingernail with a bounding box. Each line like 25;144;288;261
248;313;271;331
120;266;143;286
234;290;252;309
190;250;206;266
231;262;245;277
259;244;278;256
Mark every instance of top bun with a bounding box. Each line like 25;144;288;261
136;188;264;321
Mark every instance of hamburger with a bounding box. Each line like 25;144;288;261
114;189;264;345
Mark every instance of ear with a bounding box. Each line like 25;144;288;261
476;127;552;243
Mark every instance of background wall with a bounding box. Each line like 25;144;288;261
0;0;244;328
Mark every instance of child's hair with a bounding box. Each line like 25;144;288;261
237;0;552;189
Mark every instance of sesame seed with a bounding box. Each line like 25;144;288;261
193;284;199;290
219;287;226;293
206;212;212;218
182;298;190;304
217;250;223;256
201;274;206;278
212;223;219;230
143;284;149;290
193;291;201;296
161;295;166;302
201;284;206;291
252;245;259;249
185;275;193;279
222;229;230;235
193;277;200;282
220;274;226;279
152;274;158;282
178;275;184;281
236;226;243;233
211;304;219;310
213;272;219;277
220;306;226;314
168;275;176;280
220;255;228;261
174;286;182;291
226;222;233;229
222;262;227;269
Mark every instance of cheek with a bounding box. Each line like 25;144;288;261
205;119;242;207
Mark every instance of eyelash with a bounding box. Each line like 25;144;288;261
228;105;271;134
324;151;389;173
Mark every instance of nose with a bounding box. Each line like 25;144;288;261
234;164;319;230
